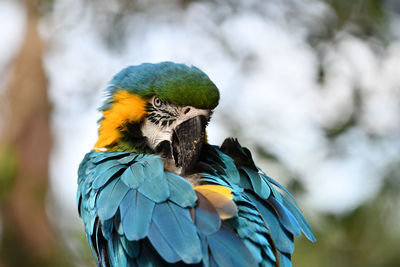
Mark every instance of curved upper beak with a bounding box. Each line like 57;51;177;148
151;105;210;174
172;115;207;174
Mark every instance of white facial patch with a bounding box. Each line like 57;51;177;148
141;100;210;150
141;119;174;150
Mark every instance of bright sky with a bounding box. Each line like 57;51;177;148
1;0;400;223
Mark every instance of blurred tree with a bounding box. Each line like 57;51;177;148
0;0;71;266
293;165;400;267
290;1;400;266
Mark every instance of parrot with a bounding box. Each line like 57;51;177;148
77;62;316;267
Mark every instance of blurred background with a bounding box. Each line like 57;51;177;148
0;0;400;266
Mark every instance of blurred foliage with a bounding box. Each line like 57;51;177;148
312;0;388;106
0;225;72;267
323;88;362;140
37;0;55;15
73;230;97;267
0;147;17;200
253;1;400;265
293;166;400;267
309;0;389;45
324;0;387;39
310;0;390;140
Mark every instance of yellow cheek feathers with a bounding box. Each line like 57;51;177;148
94;91;148;150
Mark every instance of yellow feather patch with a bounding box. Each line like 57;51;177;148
194;185;233;200
94;91;148;149
194;185;237;219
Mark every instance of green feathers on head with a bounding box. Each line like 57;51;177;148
102;62;220;110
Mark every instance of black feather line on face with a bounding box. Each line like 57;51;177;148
118;122;153;153
145;103;154;113
162;109;177;117
145;102;178;127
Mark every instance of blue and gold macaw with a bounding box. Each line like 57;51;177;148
77;62;315;267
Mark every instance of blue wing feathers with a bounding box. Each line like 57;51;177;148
115;218;124;235
120;164;145;189
243;239;263;263
238;170;252;189
214;139;315;264
260;172;301;209
278;252;292;267
165;172;197;207
77;153;92;182
107;234;128;267
247;193;295;254
136;239;173;267
137;172;170;203
147;222;181;263
117;154;138;165
152;202;202;264
193;192;221;235
93;164;126;189
91;151;130;164
120;235;139;258
199;234;210;267
78;139;314;266
237;204;263;217
267;197;301;237
97;178;130;221
207;224;258;267
241;167;271;199
101;218;113;240
119;189;154;240
282;197;316;242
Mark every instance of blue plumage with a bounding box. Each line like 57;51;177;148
107;235;127;267
194;192;221;235
152;201;202;263
77;140;315;266
247;193;294;254
268;197;301;237
120;165;145;189
147;222;181;263
136;156;170;203
93;164;126;189
282;196;316;242
207;224;258;267
97;178;130;220
242;167;271;199
165;172;197;207
137;172;169;203
120;236;139;258
120;190;154;240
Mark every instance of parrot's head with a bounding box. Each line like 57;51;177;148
94;62;220;174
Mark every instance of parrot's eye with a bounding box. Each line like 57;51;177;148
153;97;162;107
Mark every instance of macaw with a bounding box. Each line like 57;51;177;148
77;62;315;267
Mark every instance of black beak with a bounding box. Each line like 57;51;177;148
172;115;207;174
